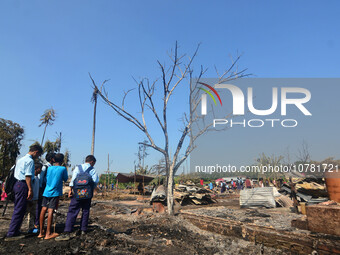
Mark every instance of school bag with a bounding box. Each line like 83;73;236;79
4;165;17;201
73;165;94;200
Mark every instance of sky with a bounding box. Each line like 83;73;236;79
1;1;340;175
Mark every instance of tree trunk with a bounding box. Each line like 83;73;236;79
41;124;47;146
167;166;175;215
91;96;97;155
2;146;7;177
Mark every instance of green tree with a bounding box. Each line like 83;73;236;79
99;173;116;185
42;132;70;171
39;108;56;145
54;132;62;153
43;140;58;154
0;118;24;177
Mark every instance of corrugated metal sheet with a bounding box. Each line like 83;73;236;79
240;187;276;208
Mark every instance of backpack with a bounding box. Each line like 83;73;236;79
73;165;94;200
4;165;17;201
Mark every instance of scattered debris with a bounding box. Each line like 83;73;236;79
295;181;328;197
275;195;294;208
318;200;338;206
280;179;329;205
245;209;270;218
150;185;166;204
174;184;216;205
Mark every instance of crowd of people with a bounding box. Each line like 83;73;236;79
206;177;284;193
206;177;251;193
3;144;99;241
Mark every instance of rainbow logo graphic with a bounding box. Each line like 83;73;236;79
198;82;222;106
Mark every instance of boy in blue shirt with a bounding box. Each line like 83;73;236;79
36;153;55;228
38;153;68;240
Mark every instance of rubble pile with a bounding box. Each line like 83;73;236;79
174;184;216;205
275;194;294;208
279;178;329;205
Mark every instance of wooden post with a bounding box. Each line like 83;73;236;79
134;165;136;195
107;153;110;191
142;174;145;202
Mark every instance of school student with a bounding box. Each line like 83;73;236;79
36;153;55;228
38;153;68;240
5;144;43;241
56;155;98;241
26;162;42;234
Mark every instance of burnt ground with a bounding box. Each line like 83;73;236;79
0;194;289;255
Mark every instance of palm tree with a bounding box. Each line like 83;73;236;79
89;73;109;155
39;108;56;146
91;87;98;155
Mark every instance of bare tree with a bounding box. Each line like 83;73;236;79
151;158;166;176
283;146;291;165
297;140;311;164
136;139;149;172
91;42;248;215
256;152;284;179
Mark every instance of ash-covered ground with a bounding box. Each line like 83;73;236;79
0;195;289;255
